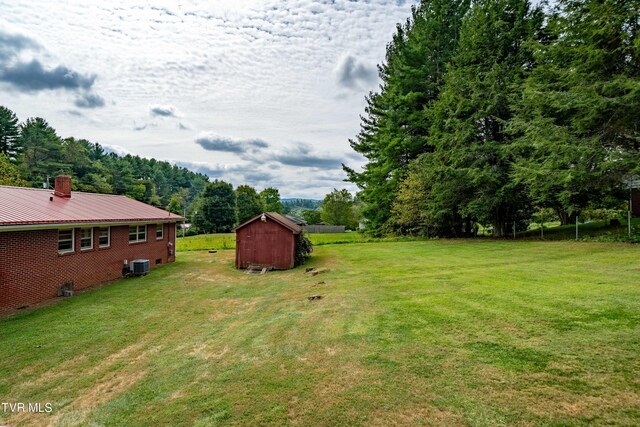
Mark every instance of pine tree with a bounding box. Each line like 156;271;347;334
0;106;20;160
512;0;640;223
423;0;542;236
18;117;70;187
344;0;470;235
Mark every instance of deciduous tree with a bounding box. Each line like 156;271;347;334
0;153;27;186
322;189;357;229
236;185;265;224
196;180;237;233
301;209;322;225
260;187;283;213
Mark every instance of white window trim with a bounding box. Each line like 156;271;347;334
58;229;75;254
156;224;164;240
80;228;93;251
99;227;110;248
129;225;147;243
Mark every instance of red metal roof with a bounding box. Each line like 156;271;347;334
0;186;183;227
232;212;302;233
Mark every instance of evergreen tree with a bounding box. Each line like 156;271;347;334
104;155;136;195
344;0;470;234
88;142;106;161
0;106;20;160
420;0;542;236
512;0;640;223
18;117;69;186
196;180;237;233
260;187;283;213
236;185;265;224
62;138;94;179
142;179;162;206
0;105;209;212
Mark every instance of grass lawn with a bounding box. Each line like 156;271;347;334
177;231;376;251
520;217;640;241
1;241;639;426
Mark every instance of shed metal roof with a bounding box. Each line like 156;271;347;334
284;214;307;226
232;212;302;233
0;185;183;227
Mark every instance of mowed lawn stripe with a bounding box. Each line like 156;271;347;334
0;240;639;426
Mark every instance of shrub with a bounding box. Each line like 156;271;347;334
294;231;313;266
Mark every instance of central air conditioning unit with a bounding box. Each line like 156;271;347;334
130;259;150;276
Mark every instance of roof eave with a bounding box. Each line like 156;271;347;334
232;212;301;233
0;218;183;232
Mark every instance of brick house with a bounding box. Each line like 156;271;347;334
0;175;183;313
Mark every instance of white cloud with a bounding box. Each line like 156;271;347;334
0;0;418;197
102;143;132;156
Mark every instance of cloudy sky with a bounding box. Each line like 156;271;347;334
0;0;418;198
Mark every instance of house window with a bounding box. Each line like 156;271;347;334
99;227;110;248
80;228;93;250
58;229;74;253
129;225;146;243
156;224;164;240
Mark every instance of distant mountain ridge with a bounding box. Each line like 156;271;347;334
282;198;322;216
281;198;321;203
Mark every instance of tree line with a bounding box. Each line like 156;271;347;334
282;196;360;229
0;106;243;218
345;0;640;237
191;183;285;233
0;106;301;233
0;105;365;234
192;185;362;233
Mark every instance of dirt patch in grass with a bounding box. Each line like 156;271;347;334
16;354;89;391
8;342;161;426
525;388;640;420
10;369;148;427
188;343;230;361
368;405;464;427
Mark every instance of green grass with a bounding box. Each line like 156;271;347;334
520;217;640;241
177;231;394;251
178;218;640;252
2;240;640;426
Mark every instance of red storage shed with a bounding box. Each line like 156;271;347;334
232;212;301;270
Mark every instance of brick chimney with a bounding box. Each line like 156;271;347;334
54;175;72;198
